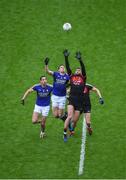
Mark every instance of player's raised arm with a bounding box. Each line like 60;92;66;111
21;86;35;105
75;51;86;77
63;49;72;76
44;57;54;76
92;87;104;104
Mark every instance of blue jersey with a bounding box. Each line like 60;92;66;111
53;72;69;96
33;84;53;106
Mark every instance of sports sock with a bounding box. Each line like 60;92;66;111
41;124;45;132
63;129;67;135
68;122;72;130
68;121;74;131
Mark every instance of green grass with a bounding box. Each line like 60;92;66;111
0;0;126;178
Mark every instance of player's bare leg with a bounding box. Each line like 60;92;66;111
85;113;92;135
69;110;80;136
73;111;80;128
52;107;67;121
58;108;64;117
40;116;46;138
63;105;74;141
52;107;59;118
58;109;68;122
32;112;40;124
58;108;68;122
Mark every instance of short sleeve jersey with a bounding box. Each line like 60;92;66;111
33;84;53;106
52;72;69;96
69;74;86;97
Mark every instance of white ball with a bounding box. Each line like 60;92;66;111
63;23;72;31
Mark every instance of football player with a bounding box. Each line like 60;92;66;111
44;58;69;120
21;76;53;138
63;49;86;142
70;83;104;135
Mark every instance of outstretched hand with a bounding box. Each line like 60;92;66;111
63;49;70;57
44;57;49;65
99;98;104;105
75;51;82;60
21;99;25;105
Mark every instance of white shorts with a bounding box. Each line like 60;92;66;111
51;94;66;109
34;104;50;117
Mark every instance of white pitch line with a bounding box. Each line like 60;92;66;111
78;115;87;175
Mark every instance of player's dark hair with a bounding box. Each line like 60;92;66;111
76;67;81;70
40;76;46;80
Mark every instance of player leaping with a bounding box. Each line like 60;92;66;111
44;58;69;120
21;76;53;138
70;83;104;135
63;49;86;142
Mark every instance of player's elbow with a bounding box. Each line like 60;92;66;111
27;88;33;94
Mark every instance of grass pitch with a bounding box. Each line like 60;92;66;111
0;0;126;178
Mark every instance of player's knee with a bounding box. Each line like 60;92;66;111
68;111;73;118
52;110;58;117
53;110;59;118
68;114;73;120
32;119;38;124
